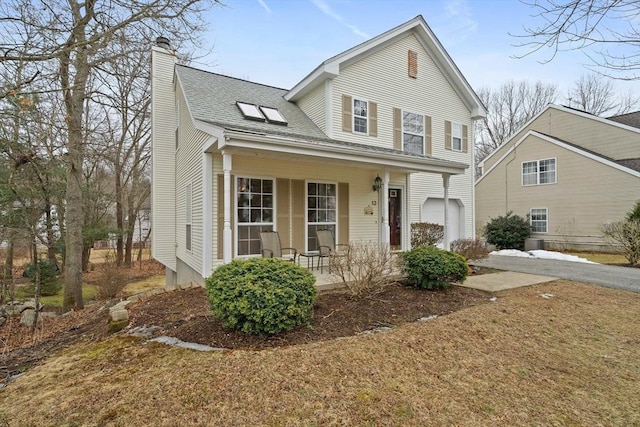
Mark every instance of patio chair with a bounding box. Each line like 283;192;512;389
316;229;349;273
259;231;297;263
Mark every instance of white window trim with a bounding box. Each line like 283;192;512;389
452;122;462;152
185;181;192;252
530;207;548;234
234;175;276;258
305;180;339;253
402;110;424;155
521;158;557;186
352;97;368;135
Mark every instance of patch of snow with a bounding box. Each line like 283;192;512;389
150;336;225;352
489;297;497;302
490;249;596;264
540;293;555;299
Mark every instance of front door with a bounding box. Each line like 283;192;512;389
389;188;402;250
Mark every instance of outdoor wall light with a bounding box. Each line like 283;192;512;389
372;175;382;192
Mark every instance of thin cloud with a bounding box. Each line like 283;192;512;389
311;0;370;39
444;0;478;39
257;0;272;14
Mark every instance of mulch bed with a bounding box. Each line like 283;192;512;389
127;283;491;350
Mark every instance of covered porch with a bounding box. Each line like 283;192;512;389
202;127;468;275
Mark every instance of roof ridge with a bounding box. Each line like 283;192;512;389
175;64;289;92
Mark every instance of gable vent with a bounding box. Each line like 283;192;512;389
408;50;417;78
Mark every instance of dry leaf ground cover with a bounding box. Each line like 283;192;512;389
1;280;639;426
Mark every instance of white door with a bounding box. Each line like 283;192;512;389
421;198;463;244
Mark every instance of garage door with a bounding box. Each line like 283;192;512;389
421;198;463;244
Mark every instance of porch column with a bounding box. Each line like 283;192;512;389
381;170;390;248
223;152;233;263
442;173;450;250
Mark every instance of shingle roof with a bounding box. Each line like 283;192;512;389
607;111;640;129
176;65;328;141
616;158;640;172
175;64;465;167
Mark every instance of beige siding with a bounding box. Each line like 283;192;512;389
484;107;640;172
151;49;177;270
174;86;210;275
330;33;474;237
297;83;326;133
476;134;640;249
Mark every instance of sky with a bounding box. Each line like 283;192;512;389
197;0;639;100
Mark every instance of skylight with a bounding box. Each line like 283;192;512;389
259;106;288;125
236;102;265;121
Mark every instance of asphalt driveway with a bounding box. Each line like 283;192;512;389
473;255;640;293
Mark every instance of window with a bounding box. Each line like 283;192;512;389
530;208;548;233
236;102;265;121
353;99;368;133
259;106;287;125
307;182;337;251
402;111;424;155
452;123;462;151
236;177;273;256
522;158;556;186
185;183;192;251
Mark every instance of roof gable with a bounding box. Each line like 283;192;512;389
479;104;640;168
284;15;486;119
476;129;640;185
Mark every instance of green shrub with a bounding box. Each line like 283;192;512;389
23;259;62;296
205;258;317;335
410;222;444;247
451;238;490;261
483;211;531;250
399;246;468;290
627;200;640;222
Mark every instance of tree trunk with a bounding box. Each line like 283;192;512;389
63;142;85;311
82;243;92;273
115;171;124;266
44;199;59;270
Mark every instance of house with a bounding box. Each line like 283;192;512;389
151;16;486;287
475;104;640;252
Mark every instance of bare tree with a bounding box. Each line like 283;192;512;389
514;0;640;80
476;80;558;167
566;74;640;115
0;0;214;312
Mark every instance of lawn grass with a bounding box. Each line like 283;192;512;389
14;283;98;308
563;251;629;264
1;280;639;426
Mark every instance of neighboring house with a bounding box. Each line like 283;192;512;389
151;16;486;287
476;104;640;252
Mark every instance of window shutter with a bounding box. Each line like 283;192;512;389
369;101;378;137
393;108;402;150
425;115;432;156
338;183;350;245
408;50;417;78
292;179;305;252
276;178;291;248
462;124;469;153
445;120;452;151
342;95;352;132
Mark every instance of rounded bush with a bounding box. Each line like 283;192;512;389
205;258;317;335
483;211;531;250
400;246;468;290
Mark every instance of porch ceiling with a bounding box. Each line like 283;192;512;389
218;127;469;176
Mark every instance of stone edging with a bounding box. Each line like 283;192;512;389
108;282;201;325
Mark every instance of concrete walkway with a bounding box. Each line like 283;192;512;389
473;255;640;293
459;271;557;292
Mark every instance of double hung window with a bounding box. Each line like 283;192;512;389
522;159;556;186
307;182;337;251
236;178;274;256
402;111;424;155
353;99;368;134
530;208;548;233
